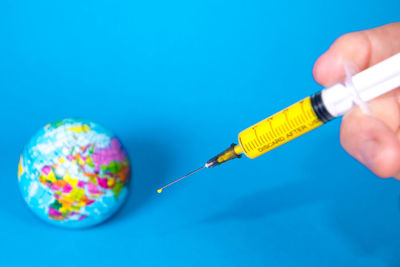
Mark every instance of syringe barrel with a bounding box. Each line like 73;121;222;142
237;94;330;159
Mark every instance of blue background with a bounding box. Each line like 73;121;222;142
1;1;400;266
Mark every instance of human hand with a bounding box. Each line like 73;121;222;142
313;22;400;179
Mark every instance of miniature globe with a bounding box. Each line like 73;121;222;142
18;118;130;228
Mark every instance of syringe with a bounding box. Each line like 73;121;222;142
157;53;400;193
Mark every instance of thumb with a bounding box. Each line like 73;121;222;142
340;108;400;178
313;22;400;179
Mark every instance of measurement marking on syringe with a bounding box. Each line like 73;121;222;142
253;125;263;146
251;139;258;147
268;120;277;137
245;143;251;151
300;100;309;120
248;141;254;149
305;110;311;120
283;124;289;132
307;110;313;119
263;134;271;141
261;135;268;143
252;140;258;148
244;143;251;152
289;117;295;128
252;139;258;146
284;111;293;129
246;142;252;150
258;138;264;146
248;142;254;150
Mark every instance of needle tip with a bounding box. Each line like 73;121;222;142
157;189;163;194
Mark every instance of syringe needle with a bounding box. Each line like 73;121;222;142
157;144;242;194
157;166;205;193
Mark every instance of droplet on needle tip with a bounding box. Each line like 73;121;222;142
157;189;163;194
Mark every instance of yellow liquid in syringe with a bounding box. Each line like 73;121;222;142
236;96;323;159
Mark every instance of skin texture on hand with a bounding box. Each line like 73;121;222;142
313;22;400;179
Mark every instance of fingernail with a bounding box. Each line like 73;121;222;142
360;139;380;170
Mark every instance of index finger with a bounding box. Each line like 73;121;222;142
313;22;400;87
